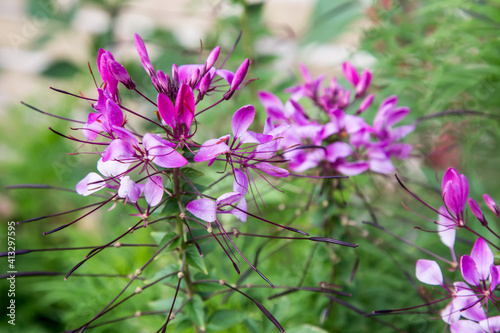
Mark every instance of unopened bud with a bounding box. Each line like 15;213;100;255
177;272;184;279
468;197;487;226
357;93;374;115
134;269;142;277
224;58;249;100
484;194;500;217
135;286;143;294
109;60;136;90
219;279;226;286
207;226;213;233
205;46;220;70
113;241;122;248
171;64;179;84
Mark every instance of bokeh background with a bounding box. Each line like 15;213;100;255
1;0;500;332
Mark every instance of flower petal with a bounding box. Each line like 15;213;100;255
187;198;217;223
415;259;443;285
76;173;106;196
143;133;188;168
470;237;494;281
232;105;255;139
157;92;176;128
144;176;163;207
194;137;230;162
450;320;484;333
233;168;248;195
480;316;500;332
460;255;480;287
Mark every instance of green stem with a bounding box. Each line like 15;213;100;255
173;168;201;332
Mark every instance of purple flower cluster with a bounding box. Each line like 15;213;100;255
75;33;287;216
258;62;415;175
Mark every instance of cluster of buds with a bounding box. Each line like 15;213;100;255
259;62;415;175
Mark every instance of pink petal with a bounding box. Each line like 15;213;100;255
97;158;130;178
143;133;187;168
175;83;195;129
415;259;443;285
450;320;484;333
480;316;500;332
468;197;487;226
386;107;410;127
437;206;456;249
336;161;369;176
205;46;220;69
134;33;155;75
454;289;487;322
490;265;500;291
470;237;494;281
216;192;241;206
484;193;500;216
254;162;289;178
104;99;124;128
230;58;249;91
357;93;374;114
258;91;286;121
102;139;135;163
118;176;141;203
342;62;359;86
441;301;461;325
144;176;163;207
460;255;480;287
230;198;247;222
157;93;176;127
75;172;106;196
186;198;217;223
194;137;230;163
325;142;353;163
233;168;248;195
232;105;255;139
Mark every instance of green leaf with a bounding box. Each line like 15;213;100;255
147;263;180;283
181;167;204;180
206;310;246;332
160;196;179;217
185;244;208;275
183;294;205;329
150;231;167;245
159;232;181;252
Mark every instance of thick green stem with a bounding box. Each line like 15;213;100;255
173;168;201;332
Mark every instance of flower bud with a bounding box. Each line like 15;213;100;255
484;193;500;217
356;69;372;97
468;197;487;226
357;93;374;115
224;58;249;100
109;60;136;90
205;46;220;70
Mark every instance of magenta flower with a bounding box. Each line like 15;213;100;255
441;167;469;227
460;238;499;295
415;259;486;325
483;194;500;217
76;158;130;196
83;89;124;141
186;168;248;223
102;129;188;169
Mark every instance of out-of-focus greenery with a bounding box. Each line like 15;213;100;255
2;0;500;333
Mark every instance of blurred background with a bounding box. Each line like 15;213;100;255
1;0;500;332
